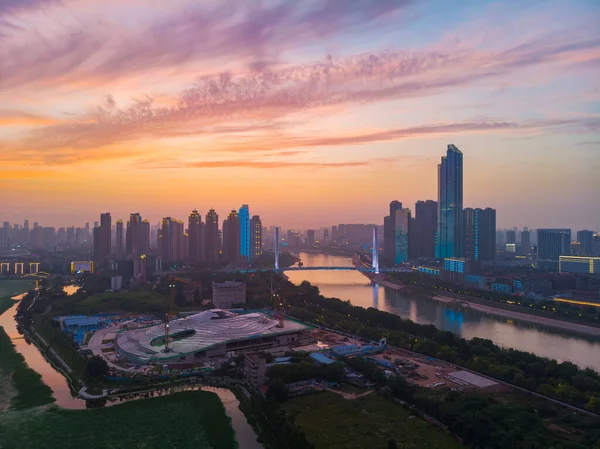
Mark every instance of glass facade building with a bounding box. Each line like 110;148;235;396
537;229;571;271
559;256;600;274
238;204;250;261
394;208;410;264
464;207;496;261
437;144;463;259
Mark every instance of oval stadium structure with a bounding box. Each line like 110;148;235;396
115;309;309;364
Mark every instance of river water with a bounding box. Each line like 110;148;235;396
0;292;262;449
286;252;600;372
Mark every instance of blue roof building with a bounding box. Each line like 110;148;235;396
309;352;335;365
62;317;104;333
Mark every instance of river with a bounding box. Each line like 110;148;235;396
286;252;600;372
0;291;262;449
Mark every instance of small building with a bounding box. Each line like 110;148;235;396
559;256;600;274
212;281;246;309
61;316;104;333
71;261;94;273
244;353;267;387
111;275;123;291
309;352;335;366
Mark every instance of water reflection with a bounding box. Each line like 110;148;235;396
287;252;600;371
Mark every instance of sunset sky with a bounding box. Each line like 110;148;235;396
1;0;599;230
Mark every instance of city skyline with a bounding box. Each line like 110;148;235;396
0;1;599;230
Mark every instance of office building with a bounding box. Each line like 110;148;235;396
506;230;516;244
577;230;595;256
188;210;204;265
394;208;410;264
594;234;600;257
93;213;111;264
410;200;437;259
520;229;531;256
212;281;246;309
244;353;267;387
537;229;571;271
159;217;185;264
437;144;463;258
115;220;124;259
559;256;600;274
204;209;220;264
250;215;262;259
306;229;315;248
464;208;496;261
239;204;251;261
570;242;584;256
383;200;403;265
126;213;149;258
287;230;300;249
223;210;240;264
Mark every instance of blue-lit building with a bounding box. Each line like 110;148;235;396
465;274;486;288
464;207;496;261
537;229;571;271
444;257;465;273
418;266;440;276
437;145;463;259
491;282;511;293
238;204;251;261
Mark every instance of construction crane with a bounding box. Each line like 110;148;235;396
163;275;199;352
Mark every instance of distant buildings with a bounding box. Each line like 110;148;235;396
593;234;600;257
212;281;246;309
187;210;204;265
159;217;185;264
306;229;315;248
93;213;111;264
537;229;571;271
394;208;410;263
520;229;531;256
437;144;464;259
204;209;220;264
250;215;263;259
577;230;595;256
463;208;496;261
409;200;437;259
239;204;251;261
559;256;600;274
223;210;240;264
383;201;403;265
115;220;124;260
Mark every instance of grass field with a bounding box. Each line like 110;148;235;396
0;279;34;314
70;290;169;314
0;391;238;449
0;329;55;411
284;392;463;449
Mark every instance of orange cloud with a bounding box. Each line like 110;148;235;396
0;110;60;127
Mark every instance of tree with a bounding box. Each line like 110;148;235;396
387;439;398;449
267;380;288;402
174;283;186;307
322;362;345;383
587;395;600;413
86;355;109;378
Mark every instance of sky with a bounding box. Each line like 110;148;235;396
1;0;599;230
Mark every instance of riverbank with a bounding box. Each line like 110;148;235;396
433;295;600;338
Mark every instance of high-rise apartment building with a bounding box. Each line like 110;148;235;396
394;208;410;263
187;210;204;265
463;207;496;261
410;200;437;259
306;229;315;248
223;210;240;264
577;230;594;256
115;220;124;259
238;205;251;261
383;200;403;265
506;230;516;244
437;144;463;259
250;215;263;259
204;209;220;264
159;217;185;264
537;229;571;271
520;229;531;256
93;213;111;263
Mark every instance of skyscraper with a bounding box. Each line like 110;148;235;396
383;200;403;265
537;229;571;271
127;213;142;257
204;209;220;264
463;207;496;260
159;217;185;264
411;200;437;259
437;144;463;259
593;234;600;257
520;229;531;256
238;205;251;261
187;210;204;265
394;208;410;263
506;230;516;244
306;230;315;248
223;210;240;264
93;213;111;263
250;215;262;259
115;220;124;259
577;230;594;256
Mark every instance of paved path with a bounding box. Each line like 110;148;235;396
326;388;373;400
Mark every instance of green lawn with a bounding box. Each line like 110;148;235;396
70;291;169;314
0;279;34;314
284;392;463;449
0;329;55;411
0;391;238;449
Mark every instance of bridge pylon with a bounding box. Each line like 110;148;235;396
372;227;379;274
274;226;280;271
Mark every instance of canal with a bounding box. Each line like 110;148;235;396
286;252;600;372
0;290;262;449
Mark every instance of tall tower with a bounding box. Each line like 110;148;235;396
238;205;251;261
275;227;280;270
437;144;463;259
93;213;111;264
383;200;403;265
250;215;262;259
394;208;410;264
537;229;571;271
372;227;379;274
115;220;124;259
160;217;185;264
464;208;496;260
204;209;219;264
188;210;203;265
223;210;240;264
